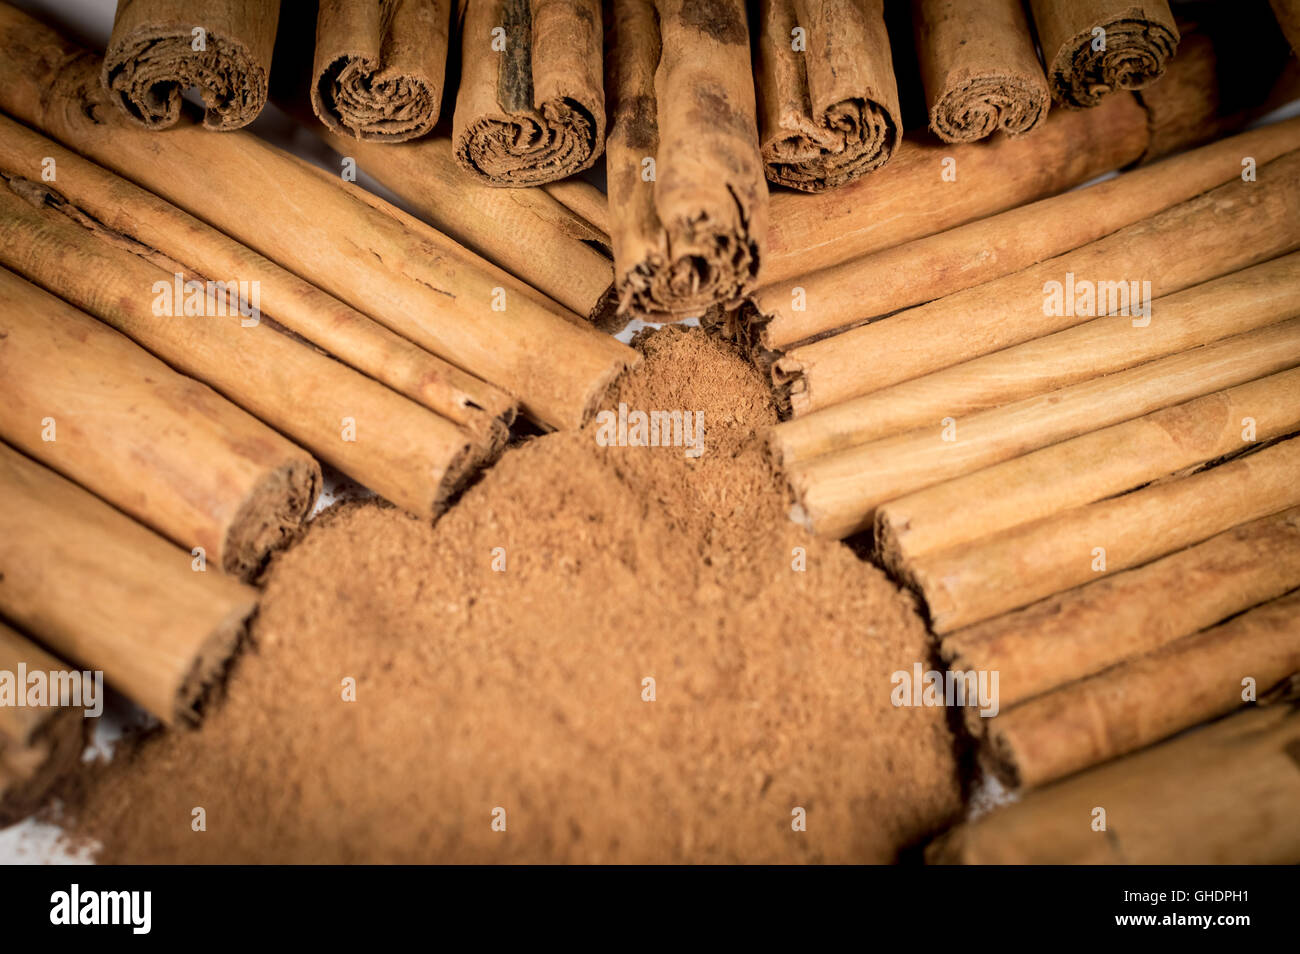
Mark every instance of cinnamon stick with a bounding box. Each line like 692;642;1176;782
878;366;1300;569
772;252;1300;466
755;0;901;191
0;4;634;430
452;0;605;185
102;0;280;130
0;620;86;828
0;113;513;452
542;178;610;238
0;185;476;520
605;0;767;319
929;703;1300;864
910;437;1300;634
312;0;450;142
775;149;1300;416
0;443;259;725
748;116;1300;352
942;508;1300;714
913;0;1048;143
1028;0;1179;108
789;320;1300;539
987;590;1300;789
0;268;320;580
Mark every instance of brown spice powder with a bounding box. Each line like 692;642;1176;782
60;327;959;863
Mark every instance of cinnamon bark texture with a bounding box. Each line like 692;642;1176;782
606;0;767;319
756;0;900;191
0;6;635;430
748;108;1300;354
312;0;450;142
0;444;259;725
929;704;1300;864
913;0;1048;143
790;321;1300;539
775;149;1300;416
452;0;604;184
0;269;320;581
0;621;86;828
987;591;1300;789
0;186;477;520
942;508;1300;714
1028;0;1179;108
876;365;1300;569
772;253;1300;466
910;438;1300;633
0;114;511;456
102;0;280;130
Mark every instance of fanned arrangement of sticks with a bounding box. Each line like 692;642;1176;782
1;0;1299;864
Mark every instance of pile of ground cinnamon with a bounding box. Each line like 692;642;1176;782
58;327;958;863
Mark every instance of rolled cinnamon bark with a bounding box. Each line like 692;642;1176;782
0;185;475;520
310;126;615;324
775;149;1300;416
1028;0;1179;108
987;590;1300;789
913;0;1048;143
911;437;1300;634
0;5;635;430
0;268;320;580
929;703;1300;864
0;443;260;725
877;366;1300;568
542;178;610;239
773;252;1300;466
789;320;1300;539
606;0;767;319
102;0;280;130
1273;0;1300;54
312;0;449;142
748;116;1300;352
942;508;1300;714
756;0;900;191
0;621;86;828
452;0;604;185
0;114;512;453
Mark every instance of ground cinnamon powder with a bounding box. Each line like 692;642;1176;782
60;327;959;863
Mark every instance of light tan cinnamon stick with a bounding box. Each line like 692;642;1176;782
749;117;1300;352
789;320;1300;539
452;0;604;185
311;126;615;324
0;268;320;580
102;0;280;130
755;0;900;191
929;703;1300;864
775;149;1300;416
605;0;767;319
0;443;259;725
312;0;449;142
877;366;1300;568
910;438;1300;634
987;590;1300;789
0;5;635;430
913;0;1048;143
772;252;1300;466
0;114;513;451
542;178;610;238
942;508;1300;715
0;621;86;828
0;185;475;520
1028;0;1179;108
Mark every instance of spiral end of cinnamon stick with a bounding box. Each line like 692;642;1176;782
313;55;442;142
930;75;1049;143
101;29;271;131
454;98;600;186
617;216;761;321
222;458;322;581
762;97;899;193
1050;18;1180;109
